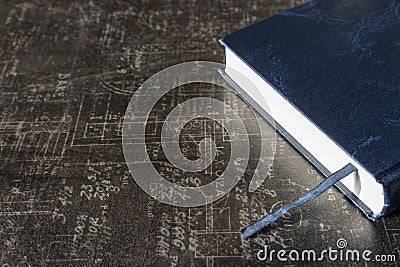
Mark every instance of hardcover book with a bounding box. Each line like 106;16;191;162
220;0;400;225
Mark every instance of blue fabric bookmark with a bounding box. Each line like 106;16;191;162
241;163;357;239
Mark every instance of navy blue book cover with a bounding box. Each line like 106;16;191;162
220;0;400;217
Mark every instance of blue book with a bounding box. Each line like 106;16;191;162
220;0;400;237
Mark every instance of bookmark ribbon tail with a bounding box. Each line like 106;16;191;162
241;163;357;239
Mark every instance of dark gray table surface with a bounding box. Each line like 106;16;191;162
0;1;399;266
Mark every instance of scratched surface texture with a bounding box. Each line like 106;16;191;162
0;1;399;266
